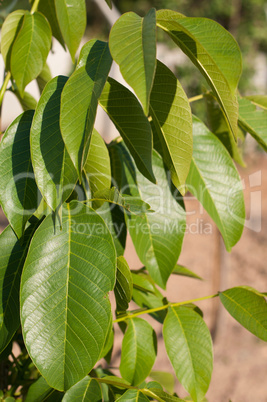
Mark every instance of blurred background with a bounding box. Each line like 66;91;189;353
0;0;266;400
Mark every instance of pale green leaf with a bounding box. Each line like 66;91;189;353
172;265;202;280
62;376;102;401
37;0;65;48
116;389;150;402
149;371;175;395
163;306;213;402
1;9;25;71
36;63;53;94
99;79;155;183
120;317;157;385
156;10;241;140
0;110;41;238
55;0;86;61
0;220;39;353
245;95;267;110
10;11;52;96
31;75;77;211
109;9;156;115
186;116;245;251
219;287;267;341
60;40;112;177
150;60;192;190
13;89;37;111
20;201;116;391
25;376;63;402
238;96;267;152
115;256;133;312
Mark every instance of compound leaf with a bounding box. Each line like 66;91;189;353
116;389;150;402
37;0;65;48
62;376;102;401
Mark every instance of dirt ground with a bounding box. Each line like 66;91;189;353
1;154;266;401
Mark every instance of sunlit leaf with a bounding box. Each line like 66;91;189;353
115;389;150;402
37;0;65;48
172;265;202;280
245;95;267;110
62;376;102;401
1;9;25;71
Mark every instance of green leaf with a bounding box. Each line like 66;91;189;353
20;201;116;391
10;11;52;96
120;317;157;385
116;389;150;402
60;40;112;177
149;371;175;395
13;89;37;111
31;75;78;211
0;110;41;238
186;116;245;252
25;376;63;402
99;325;114;362
99;79;155;183
244;95;267;110
238;96;267;151
0;220;39;353
104;0;112;9
172;265;202;280
109;141;186;288
55;0;86;61
156;10;241;141
62;376;102;401
1;9;25;71
144;388;184;402
219;287;267;341
36;63;53;95
163;306;213;402
37;0;65;48
150;60;192;191
115;256;133;312
109;9;156;115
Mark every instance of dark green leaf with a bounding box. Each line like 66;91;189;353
115;256;133;312
163;306;213;402
20;201;116;391
150;60;192;191
25;376;63;402
31;75;77;211
219;286;267;341
109;9;156;115
0;110;41;237
172;265;202;280
120;318;157;385
61;40;112;177
37;0;65;48
1;9;25;71
116;389;150;401
104;0;112;9
62;376;102;401
99;325;114;363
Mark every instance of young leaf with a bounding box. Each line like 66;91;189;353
109;9;156;115
172;265;202;280
238;96;267;151
31;75;77;211
10;11;52;96
37;0;65;48
219;287;267;341
116;389;150;402
163;306;213;402
1;9;25;71
115;256;133;312
25;376;63;402
120;318;157;386
156;10;241;141
150;60;192;191
186;116;245;252
245;95;267;110
20;201;116;391
62;376;102;401
0;220;39;353
99;78;156;183
60;40;112;177
109;141;186;288
55;0;86;61
0;111;41;238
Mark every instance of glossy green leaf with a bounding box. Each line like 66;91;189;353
245;95;267;110
186;116;245;252
156;10;241;140
0;110;40;238
99;79;155;183
62;376;102;401
116;389;150;402
109;9;156;115
20;201;116;391
150;60;192;191
0;220;39;353
61;40;112;176
172;265;202;280
83;129;111;197
1;9;25;71
31;75;77;211
163;306;213;402
120;317;157;385
115;256;133;312
37;0;65;48
36;63;53;95
10;11;52;96
109;141;186;288
238;97;267;152
55;0;86;61
25;376;63;402
219;287;267;341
